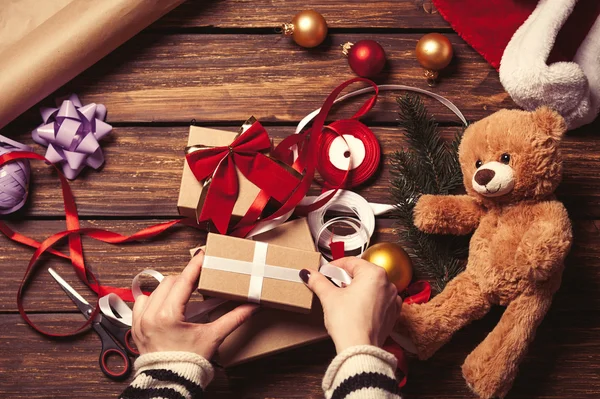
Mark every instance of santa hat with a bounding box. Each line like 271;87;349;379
432;0;600;130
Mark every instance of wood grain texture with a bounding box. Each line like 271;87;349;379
152;0;449;29
4;33;511;127
2;0;600;397
3;124;599;218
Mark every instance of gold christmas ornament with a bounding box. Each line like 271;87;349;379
281;10;328;48
362;242;413;292
415;33;453;86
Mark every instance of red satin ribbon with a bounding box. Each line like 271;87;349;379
403;280;432;304
330;241;346;260
186;121;300;233
383;340;409;388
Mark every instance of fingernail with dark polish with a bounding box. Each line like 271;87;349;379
193;248;204;257
299;269;310;283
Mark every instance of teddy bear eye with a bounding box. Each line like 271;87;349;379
500;153;511;164
475;160;482;168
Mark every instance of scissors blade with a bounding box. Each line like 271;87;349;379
48;268;93;318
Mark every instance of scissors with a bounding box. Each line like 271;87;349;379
48;268;139;380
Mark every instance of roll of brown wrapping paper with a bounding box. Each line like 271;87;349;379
0;0;186;129
0;0;75;55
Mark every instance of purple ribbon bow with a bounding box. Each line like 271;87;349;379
32;94;112;180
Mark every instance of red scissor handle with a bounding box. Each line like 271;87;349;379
93;323;131;380
123;329;140;356
100;349;130;380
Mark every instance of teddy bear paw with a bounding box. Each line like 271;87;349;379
462;358;507;399
413;195;440;233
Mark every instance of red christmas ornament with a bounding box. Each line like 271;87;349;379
342;40;386;78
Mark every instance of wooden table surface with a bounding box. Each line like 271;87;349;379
1;1;599;398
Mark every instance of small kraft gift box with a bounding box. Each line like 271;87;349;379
198;231;320;313
191;218;330;367
177;124;258;223
177;118;301;234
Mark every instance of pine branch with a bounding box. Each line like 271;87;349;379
390;94;468;294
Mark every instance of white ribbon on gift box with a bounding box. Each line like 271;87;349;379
203;241;306;304
203;240;351;302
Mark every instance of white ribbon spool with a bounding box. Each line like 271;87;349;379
328;134;366;171
303;190;375;260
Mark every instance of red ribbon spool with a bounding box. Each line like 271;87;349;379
317;119;380;189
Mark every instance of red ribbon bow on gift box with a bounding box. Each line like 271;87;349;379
185;121;300;234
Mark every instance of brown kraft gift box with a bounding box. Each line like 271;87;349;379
198;218;329;367
177;125;261;222
188;218;317;259
198;233;320;313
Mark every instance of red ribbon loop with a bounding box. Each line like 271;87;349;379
0;151;147;336
404;280;432;304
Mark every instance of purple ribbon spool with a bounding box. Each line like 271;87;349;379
32;94;112;180
0;135;33;215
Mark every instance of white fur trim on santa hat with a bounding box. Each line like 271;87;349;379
573;15;600;128
499;0;600;130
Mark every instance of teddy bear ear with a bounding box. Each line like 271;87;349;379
532;106;567;141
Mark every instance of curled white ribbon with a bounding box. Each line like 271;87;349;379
320;263;353;287
99;269;227;327
295;84;468;135
301;190;375;261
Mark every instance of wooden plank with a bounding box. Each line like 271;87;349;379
1;306;599;398
0;218;598;314
3;125;599;219
5;33;510;126
152;0;449;29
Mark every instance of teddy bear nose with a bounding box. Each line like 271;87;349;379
474;169;495;186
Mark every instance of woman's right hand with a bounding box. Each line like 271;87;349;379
299;257;402;353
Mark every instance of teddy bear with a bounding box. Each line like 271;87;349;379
395;107;573;398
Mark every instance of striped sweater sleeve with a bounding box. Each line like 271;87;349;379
322;345;402;399
120;352;213;399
